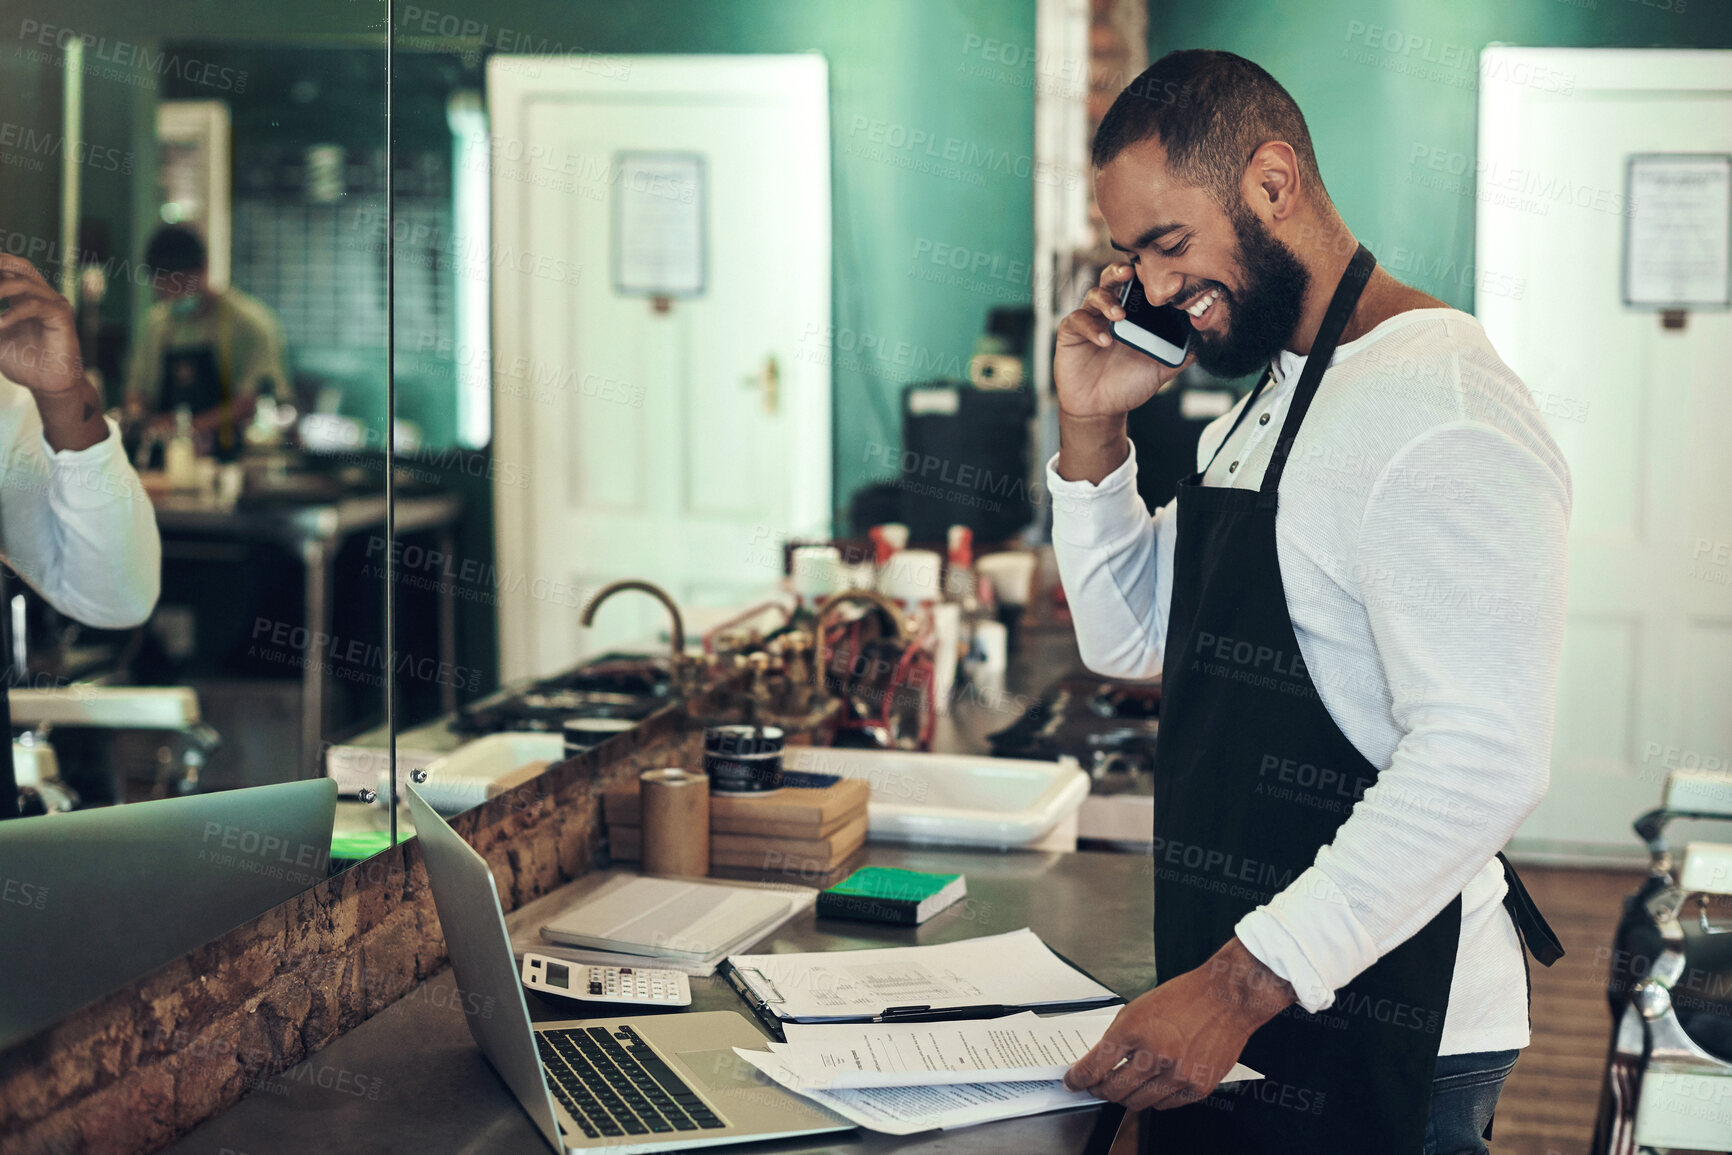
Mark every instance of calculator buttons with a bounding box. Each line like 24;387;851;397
525;956;692;1007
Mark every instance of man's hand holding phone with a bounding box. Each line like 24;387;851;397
1053;263;1193;484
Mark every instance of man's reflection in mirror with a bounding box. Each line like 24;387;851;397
123;226;289;464
0;255;163;818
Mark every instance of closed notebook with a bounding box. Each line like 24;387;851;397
539;876;792;961
815;866;965;925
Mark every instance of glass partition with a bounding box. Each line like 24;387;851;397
0;2;388;855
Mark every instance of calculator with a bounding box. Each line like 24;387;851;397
519;953;692;1007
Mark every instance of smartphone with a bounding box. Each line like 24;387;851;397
1111;275;1192;367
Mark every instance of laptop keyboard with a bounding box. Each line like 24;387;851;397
537;1024;727;1140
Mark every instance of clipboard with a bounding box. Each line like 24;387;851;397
719;958;795;1042
718;941;1126;1044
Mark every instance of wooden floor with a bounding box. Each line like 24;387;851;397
1108;865;1647;1154
1494;865;1643;1155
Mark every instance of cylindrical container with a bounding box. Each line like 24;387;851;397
703;724;786;793
976;550;1036;608
972;619;1009;673
640;768;709;877
877;548;943;607
790;545;843;604
931;602;961;717
977;550;1037;654
870;522;909;567
563;717;636;759
967;619;1009;702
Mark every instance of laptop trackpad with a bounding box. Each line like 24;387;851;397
676;1048;781;1099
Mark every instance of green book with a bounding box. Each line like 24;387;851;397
815;866;966;926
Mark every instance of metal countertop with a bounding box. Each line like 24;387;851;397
162;842;1154;1155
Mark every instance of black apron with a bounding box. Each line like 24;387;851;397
1142;245;1562;1154
160;295;239;461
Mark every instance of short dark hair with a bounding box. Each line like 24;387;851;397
144;225;207;275
1092;50;1328;209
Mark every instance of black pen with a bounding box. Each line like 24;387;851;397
873;1003;1010;1024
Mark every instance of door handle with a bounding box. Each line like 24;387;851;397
758;354;779;415
740;355;779;414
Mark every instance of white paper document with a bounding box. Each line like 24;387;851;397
726;927;1119;1022
614;152;705;295
732;1010;1261;1135
737;1010;1260;1090
797;1078;1096;1136
1626;154;1732;306
741;1010;1106;1089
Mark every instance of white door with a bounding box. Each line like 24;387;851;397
489;56;831;681
1476;49;1732;862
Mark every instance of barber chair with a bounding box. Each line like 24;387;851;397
1592;769;1732;1154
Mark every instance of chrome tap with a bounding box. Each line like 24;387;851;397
580;580;686;658
580;579;705;698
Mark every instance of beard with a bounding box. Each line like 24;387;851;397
1187;200;1311;379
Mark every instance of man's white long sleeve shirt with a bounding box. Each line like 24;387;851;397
1045;308;1571;1056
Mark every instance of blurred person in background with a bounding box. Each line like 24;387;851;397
124;224;288;461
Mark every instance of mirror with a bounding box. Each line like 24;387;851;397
0;0;389;882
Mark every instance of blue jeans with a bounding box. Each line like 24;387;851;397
1424;1049;1520;1155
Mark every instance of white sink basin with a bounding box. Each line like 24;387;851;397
782;747;1089;850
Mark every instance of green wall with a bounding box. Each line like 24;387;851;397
393;0;1039;529
0;45;70;297
1148;0;1732;315
34;0;1041;529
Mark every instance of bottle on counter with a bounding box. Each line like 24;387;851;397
868;522;908;570
765;545;842;695
164;405;199;491
945;526;1005;706
878;547;955;719
944;525;978;604
785;544;844;632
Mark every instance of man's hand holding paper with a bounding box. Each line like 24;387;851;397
1064;938;1293;1111
735;1010;1133;1090
731;1009;1259;1135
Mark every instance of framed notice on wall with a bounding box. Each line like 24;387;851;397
612;151;707;297
1623;153;1732;310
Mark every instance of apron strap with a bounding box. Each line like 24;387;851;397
1496;851;1565;967
1258;244;1377;506
216;294;235;453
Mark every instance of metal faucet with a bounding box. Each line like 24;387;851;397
580;579;686;659
812;589;907;687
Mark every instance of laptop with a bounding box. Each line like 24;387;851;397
0;778;338;1049
406;785;852;1153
